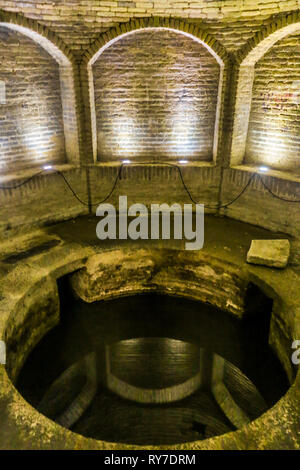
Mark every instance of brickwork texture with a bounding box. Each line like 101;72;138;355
1;3;300;236
93;29;220;162
0;25;66;172
246;32;300;171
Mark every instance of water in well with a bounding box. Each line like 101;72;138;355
17;277;289;445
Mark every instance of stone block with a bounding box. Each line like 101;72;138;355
247;239;290;268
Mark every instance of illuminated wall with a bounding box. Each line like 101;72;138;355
0;26;66;173
92;29;220;162
245;32;300;171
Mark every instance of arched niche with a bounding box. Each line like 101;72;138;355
81;19;227;165
0;14;80;173
230;17;300;174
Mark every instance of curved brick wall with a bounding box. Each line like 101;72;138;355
109;338;200;388
1;6;300;236
92;29;220;162
0;1;298;56
0;26;66;172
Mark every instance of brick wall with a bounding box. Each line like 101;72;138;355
93;29;220;162
1;1;299;57
0;26;66;173
88;164;221;211
0;167;88;234
245;32;300;171
220;168;300;237
1;3;300;237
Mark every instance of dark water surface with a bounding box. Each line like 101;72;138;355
17;278;289;445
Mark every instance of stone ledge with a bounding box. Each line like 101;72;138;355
0;164;81;185
231;164;300;184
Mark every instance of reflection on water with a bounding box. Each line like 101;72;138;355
17;282;289;445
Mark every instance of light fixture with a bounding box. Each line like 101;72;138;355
43;165;53;170
258;166;269;172
122;160;131;164
178;160;188;164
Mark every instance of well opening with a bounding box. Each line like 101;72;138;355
12;252;289;446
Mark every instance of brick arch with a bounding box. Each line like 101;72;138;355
0;9;73;65
236;11;300;66
82;17;229;66
230;10;300;167
0;9;82;166
80;17;230;164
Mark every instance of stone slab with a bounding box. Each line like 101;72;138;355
247;239;290;268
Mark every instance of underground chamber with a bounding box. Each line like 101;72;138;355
16;275;289;446
2;2;300;452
